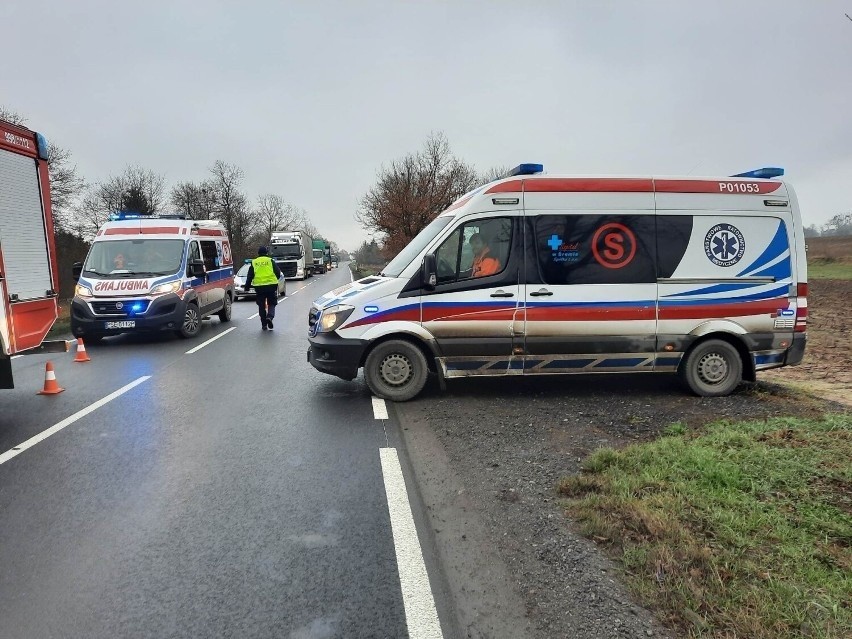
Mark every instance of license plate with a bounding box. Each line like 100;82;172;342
105;320;135;329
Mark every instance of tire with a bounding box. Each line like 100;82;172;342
680;339;743;397
218;295;232;322
364;339;429;402
177;303;201;339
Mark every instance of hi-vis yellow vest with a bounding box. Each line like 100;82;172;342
251;256;278;286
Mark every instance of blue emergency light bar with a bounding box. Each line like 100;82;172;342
507;163;544;177
731;167;784;179
109;212;187;221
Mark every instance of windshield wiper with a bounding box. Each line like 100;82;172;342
119;271;170;277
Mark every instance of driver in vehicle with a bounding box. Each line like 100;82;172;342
112;252;127;271
470;233;500;277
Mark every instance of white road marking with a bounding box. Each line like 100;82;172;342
0;376;151;466
291;289;301;295
380;448;444;639
372;396;389;420
10;355;22;360
248;312;259;319
184;327;237;354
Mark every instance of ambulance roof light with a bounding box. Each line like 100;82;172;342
507;163;544;177
109;212;144;221
109;212;187;221
731;167;784;179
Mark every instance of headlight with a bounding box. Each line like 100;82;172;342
75;284;93;298
150;281;181;296
318;304;355;333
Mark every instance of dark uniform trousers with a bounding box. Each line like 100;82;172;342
254;285;278;325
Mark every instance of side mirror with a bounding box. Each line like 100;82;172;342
72;262;83;282
189;259;206;277
422;254;437;290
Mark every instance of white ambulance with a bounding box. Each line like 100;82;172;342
71;214;234;341
308;165;807;401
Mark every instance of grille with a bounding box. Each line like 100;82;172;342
91;299;150;316
280;261;298;278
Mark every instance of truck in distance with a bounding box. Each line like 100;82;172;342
270;230;313;280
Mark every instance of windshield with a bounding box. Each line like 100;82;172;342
83;239;186;277
313;250;323;259
270;244;301;258
236;264;250;277
382;215;454;277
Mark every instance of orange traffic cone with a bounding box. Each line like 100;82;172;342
73;338;91;363
37;361;65;395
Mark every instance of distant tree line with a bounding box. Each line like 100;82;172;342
1;105;336;293
804;213;852;238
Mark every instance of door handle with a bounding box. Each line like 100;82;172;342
490;290;515;298
529;288;553;297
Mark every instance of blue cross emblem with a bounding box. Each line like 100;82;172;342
547;234;562;251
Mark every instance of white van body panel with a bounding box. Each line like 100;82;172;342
308;171;807;397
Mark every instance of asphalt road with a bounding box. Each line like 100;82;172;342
0;266;442;639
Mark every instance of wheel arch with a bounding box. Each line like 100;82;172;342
359;331;439;373
680;331;755;383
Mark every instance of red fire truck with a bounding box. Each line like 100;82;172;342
0;119;65;388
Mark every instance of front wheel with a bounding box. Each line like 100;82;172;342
178;303;202;339
680;339;743;397
364;340;429;402
218;295;232;322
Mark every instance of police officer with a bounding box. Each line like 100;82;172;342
244;246;282;330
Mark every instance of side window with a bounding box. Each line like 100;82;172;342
535;215;656;285
188;241;202;265
200;240;219;271
434;218;512;284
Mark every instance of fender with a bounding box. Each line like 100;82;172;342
689;319;747;337
358;321;441;358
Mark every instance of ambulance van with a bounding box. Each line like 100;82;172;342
308;165;808;402
71;214;234;341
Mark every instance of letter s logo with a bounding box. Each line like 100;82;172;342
603;233;625;261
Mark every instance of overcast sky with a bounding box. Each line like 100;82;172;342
3;1;850;250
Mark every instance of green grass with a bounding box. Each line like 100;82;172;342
350;263;382;279
46;300;71;339
808;259;852;280
560;415;852;638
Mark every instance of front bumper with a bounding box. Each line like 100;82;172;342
234;285;255;298
307;332;368;381
70;294;187;337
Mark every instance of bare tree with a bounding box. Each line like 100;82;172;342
479;165;511;185
822;213;852;237
0;106;27;126
255;194;308;241
75;166;165;238
205;161;259;263
171;181;218;220
356;132;478;255
45;144;86;233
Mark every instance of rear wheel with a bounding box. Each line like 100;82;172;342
178;303;201;338
364;339;429;402
218;294;232;322
680;339;742;397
